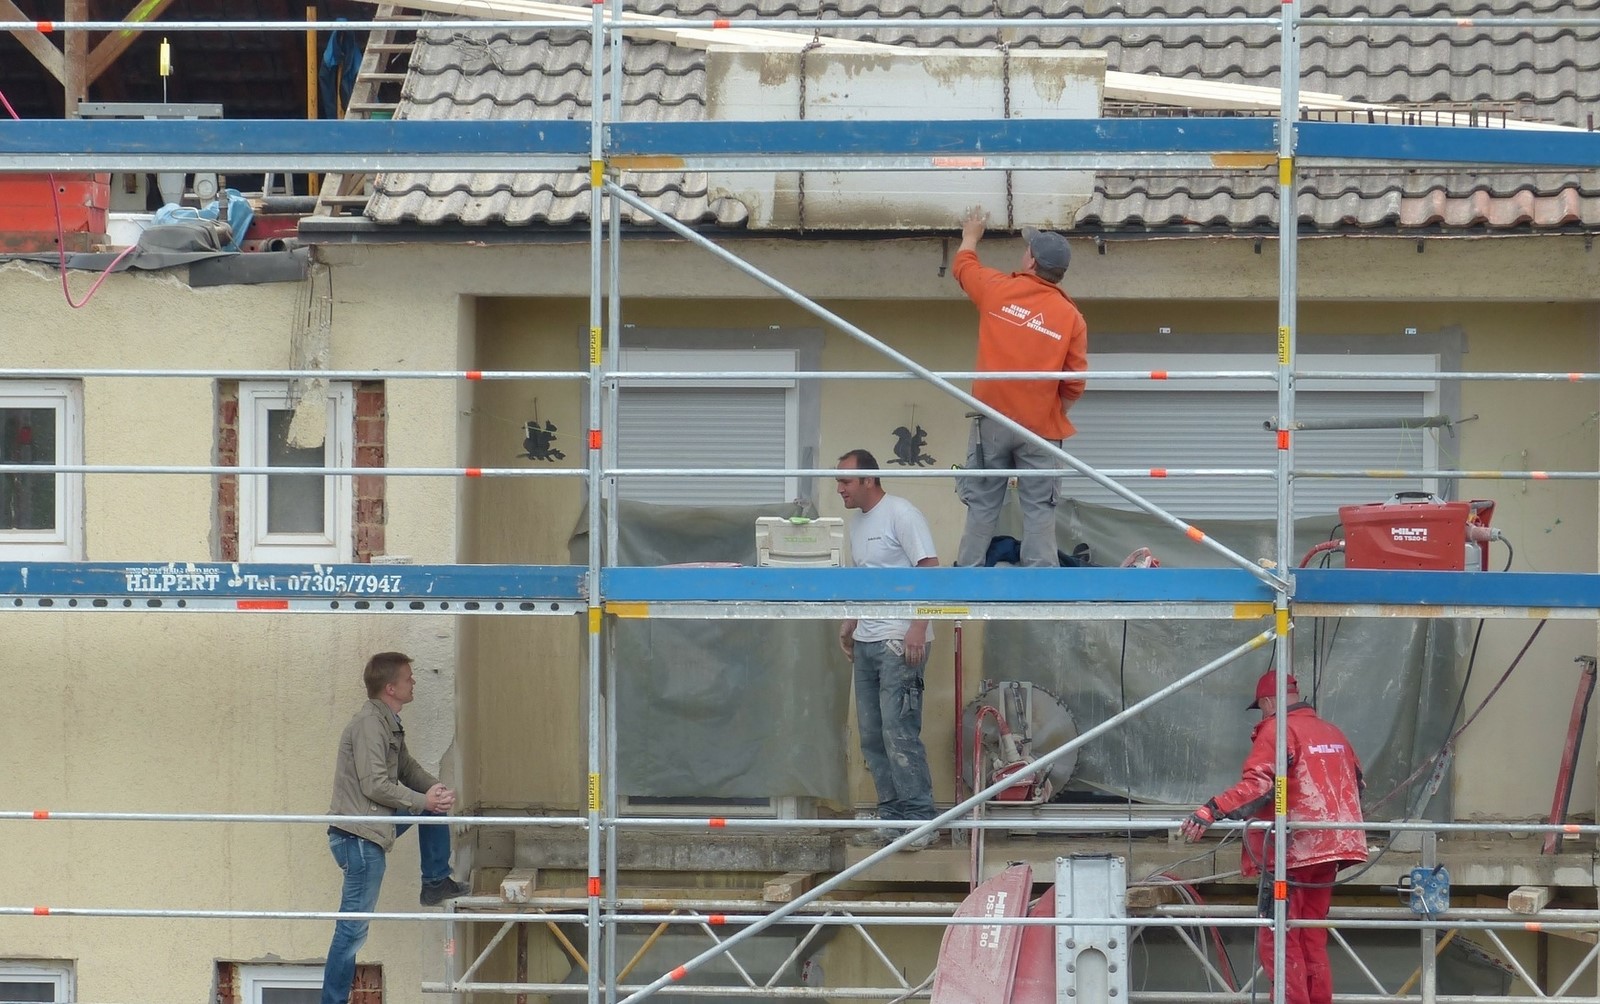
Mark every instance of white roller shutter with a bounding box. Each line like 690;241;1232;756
612;347;798;506
1062;356;1439;519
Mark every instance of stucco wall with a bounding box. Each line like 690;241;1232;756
0;259;463;1001
436;234;1598;821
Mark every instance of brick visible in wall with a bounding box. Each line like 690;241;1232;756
216;381;387;563
215;960;382;1003
352;381;387;564
217;383;239;562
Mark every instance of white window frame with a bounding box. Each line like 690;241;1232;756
1071;352;1441;518
237;382;354;562
0;960;74;1001
0;380;84;561
609;347;800;504
238;963;321;1003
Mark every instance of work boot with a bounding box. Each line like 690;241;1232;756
421;877;469;905
848;826;894;847
900;829;938;852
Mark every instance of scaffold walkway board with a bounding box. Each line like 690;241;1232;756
0;562;586;614
5;118;1600;173
6;564;1598;618
601;566;1278;620
1295;568;1600;619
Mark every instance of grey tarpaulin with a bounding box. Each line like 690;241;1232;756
571;501;849;804
983;498;1468;816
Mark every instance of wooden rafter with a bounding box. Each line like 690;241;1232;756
1;0;65;84
86;0;179;84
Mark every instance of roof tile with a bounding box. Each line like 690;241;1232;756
367;0;1600;232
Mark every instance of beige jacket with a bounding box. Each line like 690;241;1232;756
327;698;440;851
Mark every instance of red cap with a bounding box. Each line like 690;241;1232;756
1248;669;1298;710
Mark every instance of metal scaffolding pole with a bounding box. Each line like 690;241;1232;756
585;3;608;1002
1270;1;1304;1000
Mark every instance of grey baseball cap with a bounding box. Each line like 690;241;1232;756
1021;226;1072;275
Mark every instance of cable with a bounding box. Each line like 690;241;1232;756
0;84;139;309
1368;618;1546;816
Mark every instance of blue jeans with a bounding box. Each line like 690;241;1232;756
321;815;453;1004
852;640;935;820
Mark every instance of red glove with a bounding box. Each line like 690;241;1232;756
1180;802;1219;843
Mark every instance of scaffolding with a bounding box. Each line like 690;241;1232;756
2;4;1600;1003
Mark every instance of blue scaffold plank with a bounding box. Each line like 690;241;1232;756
1296;569;1600;612
603;566;1276;605
0;562;586;613
607;117;1279;158
1297;122;1600;170
0;119;592;172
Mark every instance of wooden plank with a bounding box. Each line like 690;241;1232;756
0;0;64;84
1125;884;1183;911
762;871;819;903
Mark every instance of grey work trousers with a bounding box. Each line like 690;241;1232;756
954;417;1062;568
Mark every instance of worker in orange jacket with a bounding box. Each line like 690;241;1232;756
951;206;1088;569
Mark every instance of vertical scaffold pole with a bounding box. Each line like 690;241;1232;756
603;8;625;1003
586;0;607;1000
1273;0;1303;1000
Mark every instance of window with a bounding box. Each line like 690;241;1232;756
612;348;799;506
237;382;354;561
1063;354;1440;519
0;961;73;1002
237;965;320;1004
0;381;83;560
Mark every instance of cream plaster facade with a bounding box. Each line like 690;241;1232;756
0;229;1595;998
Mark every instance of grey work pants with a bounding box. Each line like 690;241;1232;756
954;417;1061;568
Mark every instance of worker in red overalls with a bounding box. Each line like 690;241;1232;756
1181;670;1368;1004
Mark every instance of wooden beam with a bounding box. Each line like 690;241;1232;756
86;0;178;85
63;0;87;117
0;0;65;85
1125;884;1183;911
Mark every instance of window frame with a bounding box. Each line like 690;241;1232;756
0;380;84;560
237;963;321;1003
610;347;801;505
0;960;74;1002
237;381;354;562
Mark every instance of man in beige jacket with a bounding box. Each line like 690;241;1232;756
321;651;465;1004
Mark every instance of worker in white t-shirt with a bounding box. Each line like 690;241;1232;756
835;448;941;851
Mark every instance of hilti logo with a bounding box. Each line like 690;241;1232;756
1306;743;1347;755
1390;527;1429;542
978;890;1009;949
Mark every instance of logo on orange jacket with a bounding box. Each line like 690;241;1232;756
994;303;1064;341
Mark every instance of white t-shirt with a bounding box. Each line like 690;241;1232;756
845;493;937;643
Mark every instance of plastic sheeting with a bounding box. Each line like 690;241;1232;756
571;501;849;804
983;498;1468;816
